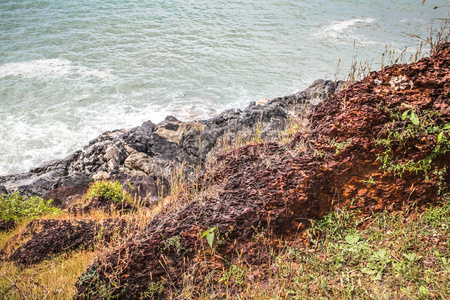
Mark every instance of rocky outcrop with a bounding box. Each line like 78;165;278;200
74;43;450;299
0;79;344;207
69;195;135;216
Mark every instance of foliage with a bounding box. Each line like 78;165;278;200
201;226;218;250
86;181;133;204
423;196;450;229
326;137;353;154
219;264;246;286
376;107;450;193
309;207;363;241
140;282;164;298
0;192;60;222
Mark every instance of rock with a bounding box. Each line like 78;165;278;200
124;150;155;175
153;121;205;144
0;80;343;205
0;185;6;195
92;171;111;181
43;185;89;208
117;174;166;204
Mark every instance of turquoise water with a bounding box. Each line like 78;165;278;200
0;0;448;175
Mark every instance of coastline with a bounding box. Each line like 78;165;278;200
0;41;448;299
0;79;345;207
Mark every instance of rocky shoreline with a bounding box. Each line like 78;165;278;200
0;79;344;208
0;42;448;299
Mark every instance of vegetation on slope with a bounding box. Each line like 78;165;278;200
73;41;449;299
0;192;60;223
0;37;449;299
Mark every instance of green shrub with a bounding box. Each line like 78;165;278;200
0;192;61;222
86;181;133;204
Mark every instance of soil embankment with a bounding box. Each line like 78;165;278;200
73;44;449;299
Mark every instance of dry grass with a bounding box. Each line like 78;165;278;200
0;250;96;299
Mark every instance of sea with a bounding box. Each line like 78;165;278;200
0;0;448;175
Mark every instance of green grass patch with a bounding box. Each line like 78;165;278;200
193;199;449;299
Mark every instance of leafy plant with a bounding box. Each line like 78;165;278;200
361;249;391;280
163;235;185;254
423;196;450;228
140;282;164;298
219;265;246;286
402;252;422;263
376;107;450;194
0;192;60;222
362;176;376;186
437;123;450;144
309;207;361;241
326;138;353;154
201;226;218;250
345;233;361;245
86;181;133;204
401;105;419;126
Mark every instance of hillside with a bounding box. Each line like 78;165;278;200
0;42;449;299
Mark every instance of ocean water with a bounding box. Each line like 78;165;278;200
0;0;448;175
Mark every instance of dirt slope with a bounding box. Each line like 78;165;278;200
75;43;450;299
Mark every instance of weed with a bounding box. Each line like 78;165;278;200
309;207;362;241
423;196;450;228
219;264;246;287
86;181;133;204
362;176;376;186
0;192;61;222
253;113;264;144
164;235;185;254
201;226;218;250
375;107;450;194
0;250;96;299
140;282;164;298
278;115;305;145
326;137;353;154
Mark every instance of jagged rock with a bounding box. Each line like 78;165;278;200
153;120;205;144
0;79;343;207
43;185;89;208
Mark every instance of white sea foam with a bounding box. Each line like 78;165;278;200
0;100;169;175
327;18;375;33
0;58;115;81
315;18;380;45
